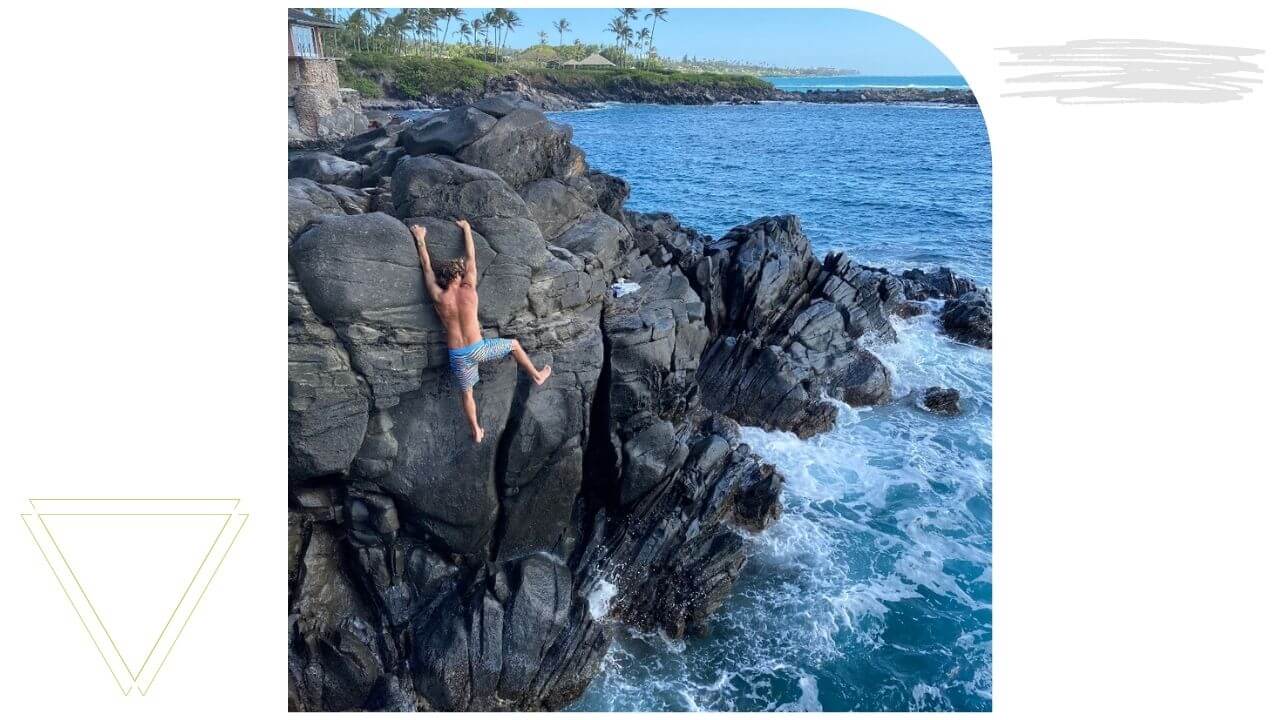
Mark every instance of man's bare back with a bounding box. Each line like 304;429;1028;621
432;276;483;349
411;219;552;444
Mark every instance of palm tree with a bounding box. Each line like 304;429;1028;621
607;17;630;67
537;30;549;46
475;14;492;59
457;21;472;47
413;9;439;55
616;10;639;67
499;9;522;57
439;9;464;55
620;24;635;67
553;18;571;48
644;8;668;66
637;28;651;66
482;10;501;59
366;7;387;51
345;9;368;52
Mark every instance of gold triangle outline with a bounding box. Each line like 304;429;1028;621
21;514;132;696
140;513;248;696
21;499;248;696
35;507;232;681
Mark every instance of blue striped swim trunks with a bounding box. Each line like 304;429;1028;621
448;338;515;390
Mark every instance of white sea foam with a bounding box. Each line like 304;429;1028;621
587;580;617;620
569;233;989;712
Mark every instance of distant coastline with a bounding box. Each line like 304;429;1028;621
349;65;977;119
765;74;968;91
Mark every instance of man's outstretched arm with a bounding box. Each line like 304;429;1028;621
455;217;479;286
410;224;442;302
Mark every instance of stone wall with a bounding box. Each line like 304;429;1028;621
289;57;367;146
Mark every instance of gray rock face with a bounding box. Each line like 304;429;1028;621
902;266;979;300
693;216;898;437
398;107;496;156
457;109;573;188
289;277;370;478
473;91;543;118
391;154;529;221
287;101;987;711
289;152;367;187
941;290;993;348
289;178;372;240
479;76;585;114
340;126;399;165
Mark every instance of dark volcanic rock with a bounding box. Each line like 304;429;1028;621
288;178;372;240
457;109;573;188
694;216;897;437
289;152;366;187
480;76;585;113
922;386;963;416
287;100;986;711
901;266;979;300
397;106;496;156
941;290;993;348
777;87;979;106
339;126;399;165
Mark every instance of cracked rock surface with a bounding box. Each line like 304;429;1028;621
288;102;989;711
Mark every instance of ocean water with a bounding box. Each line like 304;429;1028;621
550;102;990;284
551;102;991;711
765;74;970;91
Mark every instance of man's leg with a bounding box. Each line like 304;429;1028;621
459;388;484;443
507;339;552;385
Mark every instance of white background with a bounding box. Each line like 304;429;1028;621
0;1;1275;717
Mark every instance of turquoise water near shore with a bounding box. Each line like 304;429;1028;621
551;102;991;711
765;74;969;91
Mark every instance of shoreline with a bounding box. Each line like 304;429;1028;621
353;71;978;118
288;99;991;711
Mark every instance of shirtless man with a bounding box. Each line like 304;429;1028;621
410;219;552;443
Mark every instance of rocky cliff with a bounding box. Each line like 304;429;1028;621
287;100;990;711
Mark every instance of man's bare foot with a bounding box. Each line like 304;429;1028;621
534;365;552;385
473;426;485;443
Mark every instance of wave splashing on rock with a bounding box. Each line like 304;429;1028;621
287;100;989;711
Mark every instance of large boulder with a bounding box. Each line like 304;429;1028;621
901;266;979;300
473;91;543;118
457;109;573;188
694;216;895;436
288;178;371;240
398;107;497;156
941;290;993;348
391;154;530;221
922;386;963;416
340;126;399;164
288;277;370;479
289;152;366;187
519;177;596;240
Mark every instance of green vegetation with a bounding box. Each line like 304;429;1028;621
309;8;841;100
525;67;772;95
337;61;380;97
337;51;499;100
393;57;499;98
305;8;853;77
347;76;383;98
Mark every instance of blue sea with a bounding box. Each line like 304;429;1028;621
550;102;992;711
765;74;970;91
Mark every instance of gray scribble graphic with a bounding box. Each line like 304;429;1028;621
1000;39;1263;104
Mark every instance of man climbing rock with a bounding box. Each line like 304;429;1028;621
410;219;552;443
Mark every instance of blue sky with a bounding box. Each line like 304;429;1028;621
385;9;959;75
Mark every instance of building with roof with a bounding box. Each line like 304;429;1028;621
562;52;617;69
288;10;367;145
